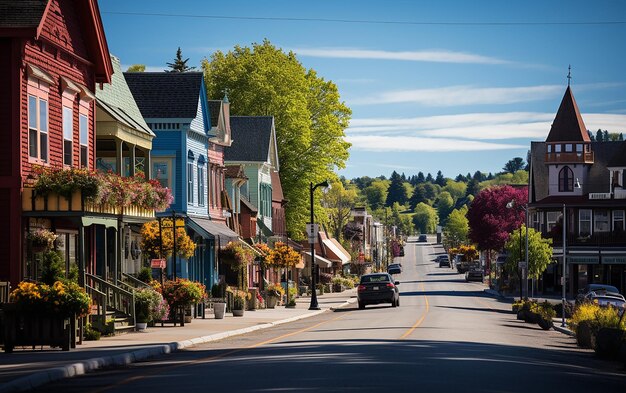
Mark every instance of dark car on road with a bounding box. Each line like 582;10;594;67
576;284;625;306
387;263;402;275
418;234;428;242
439;257;451;268
465;269;484;282
357;273;400;309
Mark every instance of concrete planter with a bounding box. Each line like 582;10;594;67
214;302;226;319
232;309;244;317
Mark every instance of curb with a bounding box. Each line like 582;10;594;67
553;324;574;336
0;297;355;393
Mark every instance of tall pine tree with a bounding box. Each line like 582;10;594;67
166;47;196;72
385;171;407;207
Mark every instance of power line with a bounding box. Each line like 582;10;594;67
102;11;626;27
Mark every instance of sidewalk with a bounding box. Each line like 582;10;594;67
0;289;357;393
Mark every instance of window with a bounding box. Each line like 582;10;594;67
579;209;592;237
555;144;562;153
576;144;583;152
79;114;88;167
558;166;574;192
531;212;542;231
594;210;610;232
63;106;73;166
547;211;562;232
613;210;624;232
565;144;573;152
28;95;49;162
153;158;174;203
187;161;194;204
547;145;552;153
198;165;205;206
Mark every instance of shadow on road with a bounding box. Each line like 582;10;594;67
37;337;625;393
401;290;491;298
436;305;513;315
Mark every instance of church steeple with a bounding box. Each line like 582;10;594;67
546;85;590;143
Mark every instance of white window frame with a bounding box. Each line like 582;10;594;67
579;209;592;237
187;161;195;205
63;106;73;166
594;210;610;233
152;158;175;202
79;112;88;168
198;165;205;207
547;211;561;232
27;77;49;163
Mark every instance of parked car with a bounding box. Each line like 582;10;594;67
439;258;451;268
388;263;402;275
576;284;624;304
465;269;484;282
590;295;626;308
418;234;428;242
435;255;449;264
357;273;400;309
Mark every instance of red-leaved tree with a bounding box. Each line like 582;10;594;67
467;185;528;253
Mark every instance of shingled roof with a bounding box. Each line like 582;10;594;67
208;100;221;130
96;56;153;137
545;86;590;143
226;116;274;162
607;141;626;167
0;0;48;31
123;72;203;119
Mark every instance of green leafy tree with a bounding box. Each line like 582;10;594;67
504;226;553;279
435;191;454;225
166;47;196;72
385;171;407;207
435;170;446;186
412;203;438;234
503;157;525;174
443;207;469;249
442;179;466;202
363;179;389;210
202;40;351;238
322;180;358;241
126;64;146;72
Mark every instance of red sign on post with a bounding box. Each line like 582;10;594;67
151;259;166;269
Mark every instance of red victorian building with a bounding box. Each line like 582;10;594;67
0;0;112;285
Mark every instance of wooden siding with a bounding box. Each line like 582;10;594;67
151;130;183;212
190;96;206;134
0;39;13;177
186;130;209;217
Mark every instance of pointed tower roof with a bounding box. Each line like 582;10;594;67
546;86;590;142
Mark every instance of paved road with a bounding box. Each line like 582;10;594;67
34;237;626;392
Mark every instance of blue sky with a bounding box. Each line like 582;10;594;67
100;0;626;180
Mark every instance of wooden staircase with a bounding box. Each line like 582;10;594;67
85;273;136;335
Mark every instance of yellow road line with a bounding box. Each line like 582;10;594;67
95;311;350;392
400;282;429;339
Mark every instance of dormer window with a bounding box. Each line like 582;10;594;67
558;166;574;192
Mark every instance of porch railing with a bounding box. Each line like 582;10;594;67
22;188;155;219
85;273;135;326
85;284;107;329
121;272;152;290
548;231;626;247
0;281;10;303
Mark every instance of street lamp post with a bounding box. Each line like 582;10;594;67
562;203;567;327
309;180;329;311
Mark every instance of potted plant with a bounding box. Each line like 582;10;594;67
232;290;247;317
161;279;206;323
535;301;556;330
134;288;163;330
28;228;58;253
211;282;227;319
266;283;285;309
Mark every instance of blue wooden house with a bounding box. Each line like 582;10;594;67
125;72;238;287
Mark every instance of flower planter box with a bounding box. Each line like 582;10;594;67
2;305;73;352
232;309;244;317
266;296;278;309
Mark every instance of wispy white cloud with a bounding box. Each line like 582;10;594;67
350;82;625;107
347;112;626;143
346;135;525;152
292;47;511;65
351;85;562;106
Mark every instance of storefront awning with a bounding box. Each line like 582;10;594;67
187;217;239;246
322;238;351;265
303;251;333;268
81;216;118;229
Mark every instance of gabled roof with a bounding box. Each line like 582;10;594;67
123;72;204;119
0;0;112;83
546;86;590;143
96;56;153;137
0;0;48;33
224;165;247;180
240;195;258;214
226;116;276;164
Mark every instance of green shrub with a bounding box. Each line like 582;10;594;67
84;323;101;341
137;267;153;283
41;251;65;285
